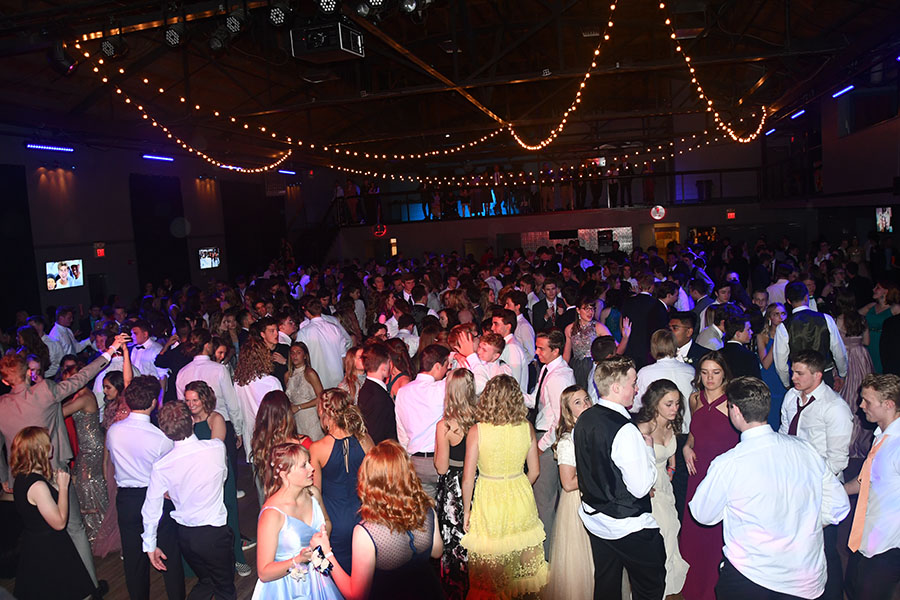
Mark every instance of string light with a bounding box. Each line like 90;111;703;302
657;2;767;143
506;0;619;150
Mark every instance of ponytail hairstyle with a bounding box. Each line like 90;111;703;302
319;388;367;441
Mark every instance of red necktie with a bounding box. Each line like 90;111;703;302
788;396;814;436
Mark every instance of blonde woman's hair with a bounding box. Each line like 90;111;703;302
474;374;527;426
319;388;367;440
443;368;477;436
10;427;53;480
554;385;590;454
265;442;311;498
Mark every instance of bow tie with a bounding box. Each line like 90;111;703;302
134;345;144;350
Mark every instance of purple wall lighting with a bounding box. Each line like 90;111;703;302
26;143;74;153
142;154;175;162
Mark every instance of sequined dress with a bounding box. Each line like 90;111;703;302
436;433;468;599
286;366;324;441
570;320;599;390
71;408;108;545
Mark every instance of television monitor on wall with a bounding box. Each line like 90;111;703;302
876;207;892;233
46;259;84;290
199;247;221;270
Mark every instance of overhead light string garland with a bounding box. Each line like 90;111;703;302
506;0;620;151
657;2;767;143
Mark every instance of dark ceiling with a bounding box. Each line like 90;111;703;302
0;0;897;172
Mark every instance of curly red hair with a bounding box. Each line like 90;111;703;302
357;440;433;533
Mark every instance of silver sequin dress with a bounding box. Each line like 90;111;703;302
71;409;108;544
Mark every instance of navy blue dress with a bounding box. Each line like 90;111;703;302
319;435;364;574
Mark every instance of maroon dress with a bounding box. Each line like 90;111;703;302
679;391;740;600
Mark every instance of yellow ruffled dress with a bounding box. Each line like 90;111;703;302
461;421;548;599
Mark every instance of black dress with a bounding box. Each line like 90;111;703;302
13;473;95;600
359;509;444;600
436;435;468;600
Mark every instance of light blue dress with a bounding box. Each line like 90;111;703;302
252;500;344;600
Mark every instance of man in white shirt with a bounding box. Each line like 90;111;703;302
773;282;848;390
129;320;166;382
49;306;90;357
844;374;900;600
394;344;450;499
779;350;853;600
524;330;575;555
142;401;234;600
26;315;63;377
766;263;794;305
394;314;420;357
106;376;185;600
634;330;695;432
295;299;350;388
689;377;850;600
504;290;536;359
491;309;529;394
575;355;666;599
276;311;298;345
456;332;511;396
176;328;244;452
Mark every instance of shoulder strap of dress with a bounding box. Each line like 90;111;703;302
259;505;287;519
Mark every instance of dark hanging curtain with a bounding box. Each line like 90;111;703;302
220;179;285;278
0;164;39;323
129;173;190;289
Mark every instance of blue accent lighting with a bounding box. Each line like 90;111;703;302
832;85;854;98
790;110;806;119
765;128;776;136
278;169;297;175
142;154;174;162
26;143;74;153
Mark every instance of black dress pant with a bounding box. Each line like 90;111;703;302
716;558;811;600
178;524;236;600
845;548;900;600
822;523;843;600
117;487;185;600
673;433;689;522
587;527;666;600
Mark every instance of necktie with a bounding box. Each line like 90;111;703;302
536;365;549;401
787;395;814;436
548;302;556;326
848;435;889;552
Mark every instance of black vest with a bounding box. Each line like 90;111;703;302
786;309;834;369
574;404;652;519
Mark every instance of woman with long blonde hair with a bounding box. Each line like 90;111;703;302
338;346;365;403
251;391;310;503
434;368;477;598
308;389;374;577
253;443;340;600
314;440;443;600
460;375;548;598
10;427;96;600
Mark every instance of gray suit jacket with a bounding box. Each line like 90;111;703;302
695;325;724;352
0;352;110;484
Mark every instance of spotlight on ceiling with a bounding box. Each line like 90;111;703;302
100;34;128;59
225;9;248;35
209;25;231;52
269;1;293;27
164;22;187;47
47;41;77;75
318;0;340;14
355;2;372;17
399;0;417;12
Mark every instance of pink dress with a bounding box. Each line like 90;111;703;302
679;392;740;600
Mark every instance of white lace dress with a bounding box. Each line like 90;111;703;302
286;366;323;441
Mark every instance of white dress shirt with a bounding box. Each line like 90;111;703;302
463;353;512;396
395;329;420;357
394;373;447;454
674;286;694;312
856;417;900;557
579;400;658;539
141;434;227;552
634;357;695;433
235;375;283;459
48;323;90;357
767;279;789;305
773;306;848;387
500;334;529;395
779;381;853;477
106;413;174;488
176;355;243;434
515;314;536;360
689;426;850;599
295;316;350;389
277;331;293;346
41;334;63;377
384;315;399;339
526;291;540;322
675;339;697;364
526;356;576;452
130;339;166;380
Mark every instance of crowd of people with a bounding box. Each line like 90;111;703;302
1;230;899;600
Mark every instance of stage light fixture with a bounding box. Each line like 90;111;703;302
48;41;78;75
400;0;417;12
269;1;292;26
100;34;128;58
209;25;231;51
318;0;340;14
355;2;372;17
165;22;187;47
225;9;249;35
